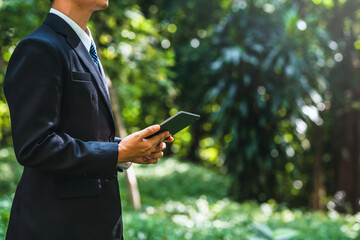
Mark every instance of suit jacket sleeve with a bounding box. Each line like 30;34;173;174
4;37;118;177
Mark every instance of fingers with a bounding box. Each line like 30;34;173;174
144;158;159;164
121;126;173;165
138;125;161;139
150;150;164;159
164;136;174;143
131;142;168;165
151;131;171;145
118;126;172;164
134;157;159;164
160;142;167;150
153;142;166;152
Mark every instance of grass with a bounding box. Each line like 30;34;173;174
119;159;360;240
1;148;360;239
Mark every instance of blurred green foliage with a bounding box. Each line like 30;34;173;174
135;0;332;205
115;160;360;239
133;0;360;210
201;2;329;203
2;0;360;214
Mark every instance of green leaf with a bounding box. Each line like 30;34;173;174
273;228;299;240
253;223;273;238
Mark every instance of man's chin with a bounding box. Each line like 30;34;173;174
95;3;109;11
95;0;109;10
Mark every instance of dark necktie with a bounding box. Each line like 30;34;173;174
89;40;111;99
90;41;101;71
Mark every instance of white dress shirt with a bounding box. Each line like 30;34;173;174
50;8;92;50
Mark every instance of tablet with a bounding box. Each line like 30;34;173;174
145;111;200;139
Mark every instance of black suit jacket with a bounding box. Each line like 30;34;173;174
4;13;123;240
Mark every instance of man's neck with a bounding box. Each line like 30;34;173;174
51;2;92;30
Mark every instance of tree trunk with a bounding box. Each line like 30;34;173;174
107;76;141;211
312;125;325;210
328;0;360;213
331;49;360;212
334;110;360;212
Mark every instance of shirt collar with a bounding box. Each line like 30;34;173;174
50;8;92;51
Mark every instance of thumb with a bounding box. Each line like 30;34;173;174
139;125;161;139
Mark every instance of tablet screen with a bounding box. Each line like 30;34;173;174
145;111;200;139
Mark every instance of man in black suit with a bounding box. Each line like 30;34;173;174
4;0;173;239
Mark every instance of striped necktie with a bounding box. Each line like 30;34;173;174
90;41;101;71
89;40;111;99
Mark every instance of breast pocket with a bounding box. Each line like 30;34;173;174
63;71;97;140
72;71;92;83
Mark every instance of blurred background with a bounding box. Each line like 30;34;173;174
2;0;360;239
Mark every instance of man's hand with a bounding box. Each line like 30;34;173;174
117;125;174;165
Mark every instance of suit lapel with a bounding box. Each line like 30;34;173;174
44;13;115;129
72;42;113;115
